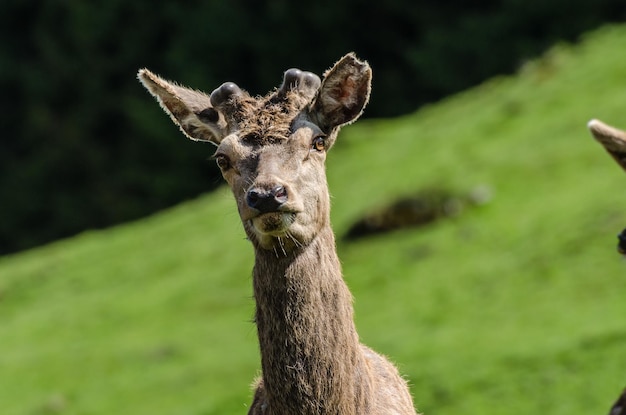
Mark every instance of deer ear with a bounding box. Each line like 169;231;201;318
588;119;626;173
138;69;227;145
313;53;372;131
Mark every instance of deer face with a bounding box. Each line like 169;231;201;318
139;54;372;251
214;121;330;249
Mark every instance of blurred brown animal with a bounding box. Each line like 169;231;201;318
139;54;417;415
344;186;491;240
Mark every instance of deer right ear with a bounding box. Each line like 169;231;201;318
588;119;626;173
138;69;227;145
313;53;372;132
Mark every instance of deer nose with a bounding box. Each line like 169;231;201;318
246;185;288;213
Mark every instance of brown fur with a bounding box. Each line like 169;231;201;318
139;53;417;415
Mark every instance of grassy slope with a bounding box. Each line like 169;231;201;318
2;24;626;415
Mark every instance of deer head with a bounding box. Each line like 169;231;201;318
139;53;372;251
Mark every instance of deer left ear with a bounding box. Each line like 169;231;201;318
138;69;228;145
313;53;372;132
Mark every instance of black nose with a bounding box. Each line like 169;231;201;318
246;185;288;213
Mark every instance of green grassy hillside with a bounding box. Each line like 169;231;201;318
2;24;626;415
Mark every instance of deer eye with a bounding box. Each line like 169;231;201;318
311;135;326;152
214;154;231;171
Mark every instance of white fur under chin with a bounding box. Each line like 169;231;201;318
251;212;296;236
250;212;310;253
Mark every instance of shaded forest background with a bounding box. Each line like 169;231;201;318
2;0;625;255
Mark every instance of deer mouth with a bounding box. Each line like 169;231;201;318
250;211;297;236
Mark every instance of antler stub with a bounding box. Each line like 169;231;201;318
277;68;321;102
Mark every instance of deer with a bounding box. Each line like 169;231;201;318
138;53;417;414
587;119;626;415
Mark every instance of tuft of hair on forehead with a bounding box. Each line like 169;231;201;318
233;88;315;144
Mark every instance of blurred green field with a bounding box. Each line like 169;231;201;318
2;24;626;415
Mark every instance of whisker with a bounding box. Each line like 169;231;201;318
244;176;256;189
286;231;303;248
278;237;287;257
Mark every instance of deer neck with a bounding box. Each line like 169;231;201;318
252;225;369;414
